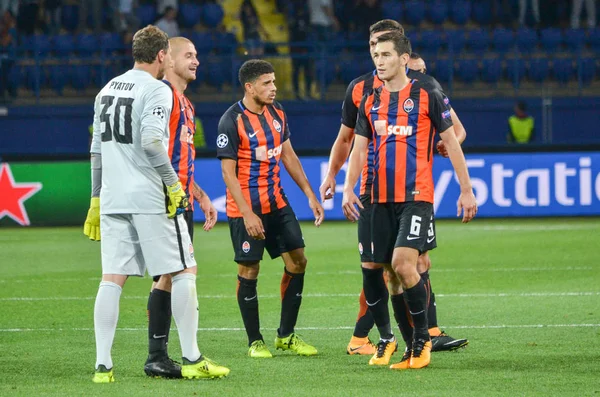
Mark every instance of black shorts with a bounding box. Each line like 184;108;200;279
153;210;194;282
228;205;305;263
371;201;435;264
357;194;374;263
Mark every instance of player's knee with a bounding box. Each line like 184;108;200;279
391;257;414;278
417;252;431;273
290;255;307;273
386;271;403;295
238;262;260;279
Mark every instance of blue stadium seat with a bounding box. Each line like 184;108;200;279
467;28;489;54
202;3;225;29
137;4;157;26
564;29;585;50
339;58;363;85
528;58;550;82
206;57;227;88
579;57;596;83
481;58;502;83
433;59;453;82
61;5;79;32
588;28;600;51
381;0;403;21
71;64;91;90
406;32;421;52
428;0;449;25
404;0;426;26
99;33;123;53
53;34;74;57
516;28;538;52
450;0;471;25
472;0;492;25
315;58;337;89
191;32;213;54
49;65;69;95
446;29;466;53
31;35;51;58
420;30;443;53
456;59;478;83
553;59;575;83
506;58;526;87
492;27;515;53
540;28;563;52
179;3;202;29
76;33;98;57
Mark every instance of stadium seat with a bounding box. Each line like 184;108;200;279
528;58;550;82
492;27;515;53
587;28;600;51
339;57;363;85
481;58;502;83
53;34;75;57
137;4;157;26
472;0;492;25
49;65;69;95
516;28;538;52
540;28;563;52
206;57;227;89
71;64;91;90
179;3;202;29
450;0;471;25
99;32;123;53
579;57;596;83
446;29;466;53
420;30;443;53
506;58;526;87
202;3;225;29
191;32;213;54
467;28;489;54
428;0;449;25
315;58;337;89
381;0;403;21
404;0;426;26
563;29;585;50
456;58;478;83
406;32;421;52
552;59;575;83
433;58;452;82
75;33;98;57
61;4;79;32
31;34;51;58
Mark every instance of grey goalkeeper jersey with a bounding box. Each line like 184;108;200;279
90;69;173;214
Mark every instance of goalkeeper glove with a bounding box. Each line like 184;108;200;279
166;181;189;218
83;197;101;241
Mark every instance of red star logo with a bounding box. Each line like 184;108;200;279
0;163;43;226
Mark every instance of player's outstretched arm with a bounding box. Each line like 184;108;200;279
192;181;217;232
221;159;265;239
281;140;324;227
437;109;466;157
342;135;368;222
439;127;477;223
319;124;355;202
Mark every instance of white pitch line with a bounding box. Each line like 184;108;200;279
1;323;599;333
1;291;599;302
437;224;600;232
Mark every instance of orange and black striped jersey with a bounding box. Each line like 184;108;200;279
216;100;290;218
164;81;196;204
355;80;453;204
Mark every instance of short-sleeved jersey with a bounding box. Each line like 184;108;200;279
355;80;453;204
340;69;448;196
164;81;196;204
216;100;290;218
90;69;173;214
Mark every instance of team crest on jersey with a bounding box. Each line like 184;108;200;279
189;243;195;259
272;119;282;133
242;241;251;253
358;242;363;255
403;98;414;113
216;133;228;148
152;106;166;119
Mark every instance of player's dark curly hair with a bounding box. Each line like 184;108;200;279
375;31;412;57
238;59;275;86
132;25;169;64
369;19;404;35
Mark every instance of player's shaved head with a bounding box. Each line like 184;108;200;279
239;59;275;86
408;52;427;74
369;19;404;35
169;37;193;56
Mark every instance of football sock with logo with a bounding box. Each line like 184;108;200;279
171;273;201;362
391;293;414;346
237;275;263;345
362;267;393;340
147;288;172;360
403;278;429;339
420;271;439;331
353;288;375;338
278;268;305;337
94;281;122;369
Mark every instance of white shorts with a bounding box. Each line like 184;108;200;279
100;213;196;277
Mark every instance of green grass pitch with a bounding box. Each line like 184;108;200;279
1;218;599;396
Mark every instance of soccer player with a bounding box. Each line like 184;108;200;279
319;20;468;361
83;25;229;382
144;36;218;379
217;59;324;358
342;31;477;370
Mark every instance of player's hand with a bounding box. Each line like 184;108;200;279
243;212;265;240
309;197;324;227
199;195;217;232
83;197;101;241
342;189;363;222
166;181;190;219
457;191;477;223
319;174;336;202
436;140;449;158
